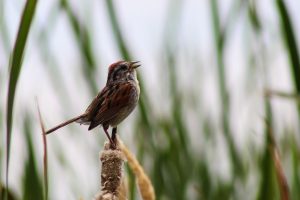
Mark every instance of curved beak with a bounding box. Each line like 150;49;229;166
129;61;141;69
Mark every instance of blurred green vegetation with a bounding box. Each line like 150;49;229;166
1;0;300;199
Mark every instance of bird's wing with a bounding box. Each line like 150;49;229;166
88;82;136;130
80;86;109;125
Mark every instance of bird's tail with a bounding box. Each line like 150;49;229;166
45;114;86;135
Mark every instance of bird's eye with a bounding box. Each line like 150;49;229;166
119;64;127;70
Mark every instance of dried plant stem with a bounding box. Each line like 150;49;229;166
119;140;155;200
36;103;48;200
264;89;300;102
267;126;290;200
271;147;289;200
265;96;290;200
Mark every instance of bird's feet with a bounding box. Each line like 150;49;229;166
111;127;118;149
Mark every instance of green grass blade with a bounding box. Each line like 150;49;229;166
37;4;74;112
105;0;131;60
210;0;244;177
5;0;38;197
22;116;44;200
276;0;300;125
104;0;153;141
291;137;300;199
247;1;261;31
60;0;98;94
162;0;191;161
106;0;155;144
125;164;137;200
257;98;280;200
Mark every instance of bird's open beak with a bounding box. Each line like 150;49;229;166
129;61;141;69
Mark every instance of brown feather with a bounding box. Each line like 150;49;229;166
87;82;136;130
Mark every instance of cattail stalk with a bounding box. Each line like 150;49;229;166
94;138;155;200
94;141;125;200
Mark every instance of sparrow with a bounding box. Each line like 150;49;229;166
45;61;141;147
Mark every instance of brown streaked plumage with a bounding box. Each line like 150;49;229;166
45;61;141;146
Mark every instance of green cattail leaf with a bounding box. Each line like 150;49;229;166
22;116;44;200
5;0;38;197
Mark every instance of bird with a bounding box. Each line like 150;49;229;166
45;61;141;147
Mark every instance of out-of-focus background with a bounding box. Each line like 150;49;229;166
1;0;300;199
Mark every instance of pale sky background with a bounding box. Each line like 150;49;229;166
1;0;300;199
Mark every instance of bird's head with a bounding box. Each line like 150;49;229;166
106;61;140;85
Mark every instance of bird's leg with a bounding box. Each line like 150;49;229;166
112;127;117;144
102;126;114;148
